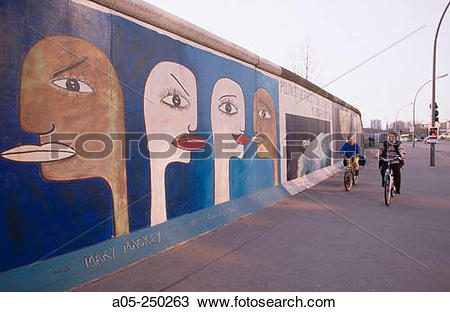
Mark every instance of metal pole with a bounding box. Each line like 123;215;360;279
412;74;448;148
413;98;416;147
431;1;450;167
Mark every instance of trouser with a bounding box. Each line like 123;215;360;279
344;156;359;172
380;163;401;191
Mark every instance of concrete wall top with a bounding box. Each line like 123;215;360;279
91;0;361;117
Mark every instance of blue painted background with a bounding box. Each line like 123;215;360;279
0;0;278;273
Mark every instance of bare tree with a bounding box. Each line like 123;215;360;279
288;40;322;84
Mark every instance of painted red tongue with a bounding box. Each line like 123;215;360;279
172;134;206;150
233;134;250;145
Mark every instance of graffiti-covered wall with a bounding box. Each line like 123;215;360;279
0;0;362;290
332;102;364;160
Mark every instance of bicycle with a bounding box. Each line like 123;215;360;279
380;156;401;206
343;156;359;191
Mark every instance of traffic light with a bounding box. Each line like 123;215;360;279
434;102;439;122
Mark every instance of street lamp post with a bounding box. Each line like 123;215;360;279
412;73;448;147
431;0;450;167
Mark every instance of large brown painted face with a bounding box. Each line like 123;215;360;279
18;35;126;182
253;88;278;159
5;35;131;236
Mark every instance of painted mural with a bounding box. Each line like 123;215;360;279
0;0;362;289
332;103;363;161
0;35;130;237
285;114;331;181
253;88;279;186
278;79;334;183
211;78;249;205
144;61;204;226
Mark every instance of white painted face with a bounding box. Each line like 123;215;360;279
144;61;198;163
211;78;246;159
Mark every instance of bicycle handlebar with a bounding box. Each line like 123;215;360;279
380;156;402;162
342;155;361;160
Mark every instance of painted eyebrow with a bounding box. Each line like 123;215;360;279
218;95;237;101
258;102;272;111
170;73;190;97
52;57;88;78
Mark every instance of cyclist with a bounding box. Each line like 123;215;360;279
375;131;406;194
340;134;361;176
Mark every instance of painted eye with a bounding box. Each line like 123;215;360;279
51;78;94;93
218;101;238;115
258;109;271;120
161;93;190;109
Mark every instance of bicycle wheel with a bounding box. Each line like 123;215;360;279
353;170;359;186
344;170;352;191
384;174;391;206
391;179;395;198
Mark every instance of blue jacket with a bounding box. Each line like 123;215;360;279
340;142;361;159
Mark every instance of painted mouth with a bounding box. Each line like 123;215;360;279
232;133;250;145
0;142;77;163
252;134;266;144
172;133;206;151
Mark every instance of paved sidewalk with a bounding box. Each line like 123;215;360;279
74;142;450;291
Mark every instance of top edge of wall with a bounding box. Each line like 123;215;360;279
90;0;361;116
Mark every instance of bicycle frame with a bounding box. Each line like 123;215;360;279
380;156;401;206
344;156;358;191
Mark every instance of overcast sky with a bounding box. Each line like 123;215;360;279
143;0;450;128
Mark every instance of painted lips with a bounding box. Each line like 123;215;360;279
172;133;206;151
173;133;249;150
232;134;250;145
0;143;77;162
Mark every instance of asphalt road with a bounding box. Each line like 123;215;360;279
75;142;450;291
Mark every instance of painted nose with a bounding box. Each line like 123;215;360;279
188;124;197;132
20;114;56;135
37;122;56;135
19;91;56;135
